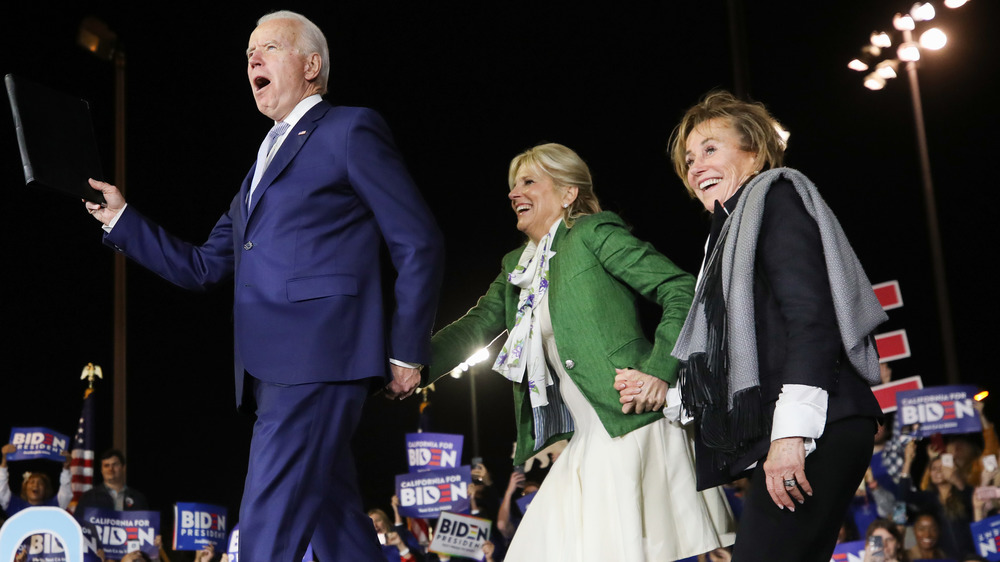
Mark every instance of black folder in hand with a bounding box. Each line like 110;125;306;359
5;74;106;204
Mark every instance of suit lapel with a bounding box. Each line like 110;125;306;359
247;101;331;218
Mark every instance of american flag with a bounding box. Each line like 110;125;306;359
67;387;96;514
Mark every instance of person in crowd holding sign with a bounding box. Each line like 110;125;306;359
927;401;998;495
624;91;885;561
77;449;149;511
495;469;539;542
902;440;974;558
194;544;216;562
428;143;734;560
862;519;908;562
0;443;72;516
972;452;1000;521
369;507;424;562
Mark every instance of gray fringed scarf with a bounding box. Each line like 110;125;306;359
672;167;887;469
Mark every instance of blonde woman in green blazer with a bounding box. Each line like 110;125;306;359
428;143;734;561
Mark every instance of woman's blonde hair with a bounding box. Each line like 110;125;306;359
668;90;787;198
508;143;602;227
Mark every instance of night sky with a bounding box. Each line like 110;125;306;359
3;0;998;542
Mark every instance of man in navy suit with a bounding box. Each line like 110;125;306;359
85;10;444;561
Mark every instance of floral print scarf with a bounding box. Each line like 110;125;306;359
493;219;561;409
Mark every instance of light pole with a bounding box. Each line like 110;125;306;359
847;1;966;384
450;347;492;460
78;16;129;453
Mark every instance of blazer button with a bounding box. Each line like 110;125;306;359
243;241;254;250
564;359;575;370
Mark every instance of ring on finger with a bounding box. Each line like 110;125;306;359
783;477;797;489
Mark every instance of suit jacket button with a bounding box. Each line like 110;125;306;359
243;241;254;250
564;359;575;370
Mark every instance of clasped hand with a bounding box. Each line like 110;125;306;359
614;368;667;414
385;364;420;400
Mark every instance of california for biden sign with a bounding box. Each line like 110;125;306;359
395;466;472;518
897;385;982;438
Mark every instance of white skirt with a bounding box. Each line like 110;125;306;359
506;300;736;561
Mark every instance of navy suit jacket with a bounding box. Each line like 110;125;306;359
105;102;444;406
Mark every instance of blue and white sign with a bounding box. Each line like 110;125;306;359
76;508;159;559
7;428;69;462
173;502;227;551
396;465;471;518
227;524;240;562
13;527;103;562
830;539;864;562
429;510;491;561
972;514;1000;561
515;491;536;516
0;508;84;562
405;433;464;473
897;385;982;437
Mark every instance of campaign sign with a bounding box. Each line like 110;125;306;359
829;539;864;562
225;523;314;562
79;523;103;562
7;427;69;462
396;465;471;518
13;527;101;562
897;385;982;437
0;507;85;562
515;491;536;516
173;502;227;551
429;510;491;561
77;508;158;559
875;330;911;363
872;280;903;311
871;376;923;413
972;514;1000;560
405;433;463;473
15;533;69;562
227;524;240;562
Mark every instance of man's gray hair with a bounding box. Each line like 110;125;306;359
258;10;330;94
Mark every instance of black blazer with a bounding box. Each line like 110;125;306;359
696;179;882;489
76;484;149;511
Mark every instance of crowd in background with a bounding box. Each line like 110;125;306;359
4;365;999;562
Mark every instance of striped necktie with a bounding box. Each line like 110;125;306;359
248;121;291;208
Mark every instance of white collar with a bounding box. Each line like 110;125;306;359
275;94;323;131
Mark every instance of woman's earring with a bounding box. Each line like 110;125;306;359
562;203;569;209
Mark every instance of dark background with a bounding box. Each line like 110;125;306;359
2;0;997;541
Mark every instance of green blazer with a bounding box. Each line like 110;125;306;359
429;212;695;465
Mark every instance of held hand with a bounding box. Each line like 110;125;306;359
763;437;812;512
614;369;667;414
84;179;126;226
194;543;215;562
926;441;943;460
471;463;493;486
62;450;72;470
1;443;16;467
385;364;420;400
506;471;526;494
385;531;404;547
482;540;496;561
903;440;918;469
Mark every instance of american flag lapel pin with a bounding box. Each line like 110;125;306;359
298;130;307;136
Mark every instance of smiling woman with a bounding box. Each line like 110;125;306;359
643;90;887;561
429;143;735;561
0;443;73;517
